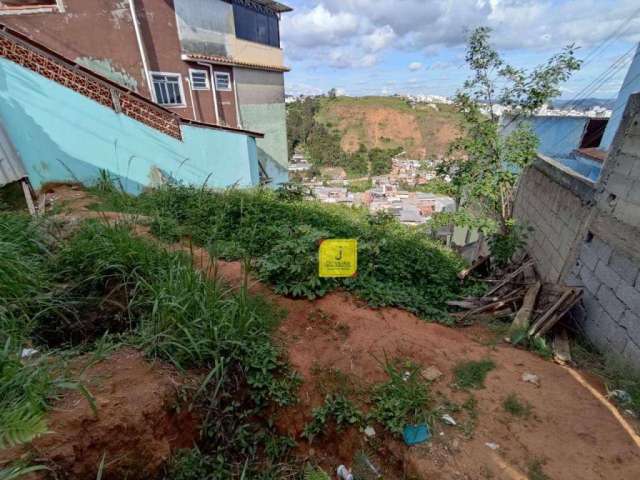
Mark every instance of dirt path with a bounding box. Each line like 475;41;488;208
45;187;640;479
197;253;640;479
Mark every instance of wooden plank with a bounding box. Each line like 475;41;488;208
461;288;525;321
20;178;36;216
458;256;489;281
447;300;482;310
483;260;534;298
534;289;583;338
528;289;574;337
508;281;541;340
553;329;572;365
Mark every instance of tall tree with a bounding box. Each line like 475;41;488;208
438;27;581;243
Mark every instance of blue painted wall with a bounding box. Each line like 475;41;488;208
601;44;640;150
0;58;259;193
502;115;590;159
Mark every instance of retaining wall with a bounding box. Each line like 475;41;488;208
514;93;640;365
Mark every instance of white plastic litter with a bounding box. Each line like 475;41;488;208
442;414;457;426
485;442;500;450
364;426;376;437
20;348;38;359
337;465;354;480
521;372;540;386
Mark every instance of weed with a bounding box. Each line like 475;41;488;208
527;459;550;480
510;330;553;359
503;393;532;418
460;395;479;438
371;359;430;435
304;466;331;480
453;359;496;389
302;394;364;442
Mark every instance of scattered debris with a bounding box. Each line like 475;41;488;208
364;426;376;438
442;414;457;426
20;347;39;359
522;372;540;387
458;255;489;281
552;329;572;365
422;366;443;382
609;390;632;405
452;256;584;350
403;424;431;446
507;281;541;340
485;442;500;450
337;465;354;480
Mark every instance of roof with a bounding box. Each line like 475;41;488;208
181;53;289;73
575;148;608;163
253;0;293;13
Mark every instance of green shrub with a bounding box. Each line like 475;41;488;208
503;393;532;418
302;394;364;442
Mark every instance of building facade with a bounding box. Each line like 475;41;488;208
0;0;291;183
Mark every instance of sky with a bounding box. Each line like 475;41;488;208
280;0;640;100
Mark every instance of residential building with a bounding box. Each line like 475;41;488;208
0;0;292;184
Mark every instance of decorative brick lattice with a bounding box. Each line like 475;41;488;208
120;94;181;139
0;33;182;140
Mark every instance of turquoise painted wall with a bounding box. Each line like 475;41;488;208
0;58;259;193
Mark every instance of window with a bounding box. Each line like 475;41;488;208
214;72;232;92
233;2;280;48
151;72;185;107
0;0;59;13
189;69;209;90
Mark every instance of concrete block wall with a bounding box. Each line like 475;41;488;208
514;92;640;366
568;234;640;365
513;159;594;283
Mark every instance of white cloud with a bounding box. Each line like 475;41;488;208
408;62;423;71
364;25;397;52
329;49;378;69
283;0;640;64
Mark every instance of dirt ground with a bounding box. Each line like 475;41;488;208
3;349;198;480
10;186;640;479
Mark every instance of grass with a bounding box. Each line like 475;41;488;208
527;459;551;480
453;359;496;389
0;212;302;478
503;393;532;418
89;183;467;321
371;358;430;435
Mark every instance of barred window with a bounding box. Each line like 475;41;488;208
189;69;209;90
151;72;185;107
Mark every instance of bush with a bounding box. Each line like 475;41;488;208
94;185;466;319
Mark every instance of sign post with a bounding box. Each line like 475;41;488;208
319;239;358;278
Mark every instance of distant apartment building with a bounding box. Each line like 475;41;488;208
0;0;291;184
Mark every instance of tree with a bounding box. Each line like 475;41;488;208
437;27;581;244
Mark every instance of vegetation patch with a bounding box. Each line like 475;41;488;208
90;184;467;320
453;359;496;389
503;393;532;418
371;359;430;435
302;394;364;442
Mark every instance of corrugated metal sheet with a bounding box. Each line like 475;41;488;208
0;121;26;187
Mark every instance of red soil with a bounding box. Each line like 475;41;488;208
3;349;198;480
209;258;640;480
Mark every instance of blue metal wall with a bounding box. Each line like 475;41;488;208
0;58;259;193
502;115;589;159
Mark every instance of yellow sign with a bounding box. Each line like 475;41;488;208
319;239;358;278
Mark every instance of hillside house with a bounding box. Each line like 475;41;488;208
0;0;292;186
